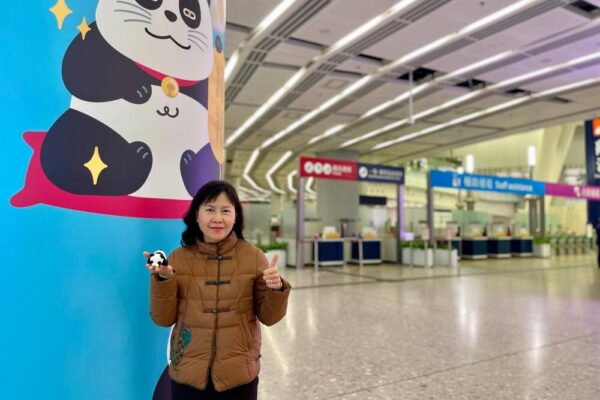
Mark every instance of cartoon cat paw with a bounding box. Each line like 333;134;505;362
130;141;153;170
124;84;152;104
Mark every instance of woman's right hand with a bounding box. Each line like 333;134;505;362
143;251;175;279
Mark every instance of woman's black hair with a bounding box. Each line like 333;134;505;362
181;180;245;246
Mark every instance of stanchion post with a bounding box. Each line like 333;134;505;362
296;177;305;269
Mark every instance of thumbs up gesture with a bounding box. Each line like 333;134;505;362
263;254;283;290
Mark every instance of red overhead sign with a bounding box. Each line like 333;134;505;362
299;156;357;181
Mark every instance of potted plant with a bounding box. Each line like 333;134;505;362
533;236;551;258
399;241;433;267
434;242;458;267
258;242;288;268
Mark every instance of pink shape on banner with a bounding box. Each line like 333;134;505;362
10;132;190;219
545;182;600;201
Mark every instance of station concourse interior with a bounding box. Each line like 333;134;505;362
225;1;600;398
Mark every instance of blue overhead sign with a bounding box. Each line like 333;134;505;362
357;163;405;184
430;170;545;195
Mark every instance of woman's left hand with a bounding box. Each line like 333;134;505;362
263;254;283;290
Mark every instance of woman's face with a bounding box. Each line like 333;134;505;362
196;192;236;243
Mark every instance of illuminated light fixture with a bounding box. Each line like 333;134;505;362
372;97;529;150
308;125;347;145
489;52;600;90
226;67;307;147
460;0;535;35
237;185;269;200
257;0;297;32
343;52;600;149
287;170;298;193
225;0;297;84
341;118;409;148
440;51;514;81
372;77;600;151
361;84;431;120
224;51;239;83
532;77;600;97
387;0;536;71
244;174;271;195
227;0;417;148
465;154;474;174
244;0;575;180
261;75;374;149
527;146;536;167
306;177;316;195
324;0;419;56
243;150;270;194
265;151;293;194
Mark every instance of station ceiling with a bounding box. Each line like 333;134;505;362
223;0;600;196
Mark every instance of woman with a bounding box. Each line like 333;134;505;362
145;180;291;399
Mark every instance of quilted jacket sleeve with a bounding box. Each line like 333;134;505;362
149;250;179;327
253;248;292;326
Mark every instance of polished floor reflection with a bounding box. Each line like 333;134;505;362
259;255;600;399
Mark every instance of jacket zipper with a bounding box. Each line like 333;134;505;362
206;252;222;385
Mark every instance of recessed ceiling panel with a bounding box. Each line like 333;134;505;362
234;66;298;105
264;41;322;67
338;81;411;115
227;0;286;29
225;30;247;58
520;65;600;92
286;75;359;110
292;0;400;47
225;104;259;130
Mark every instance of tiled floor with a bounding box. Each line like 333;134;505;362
258;255;600;399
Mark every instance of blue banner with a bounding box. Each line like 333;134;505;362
1;1;226;399
430;170;545;195
357;163;405;184
585;118;600;224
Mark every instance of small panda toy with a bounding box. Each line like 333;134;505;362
148;250;168;269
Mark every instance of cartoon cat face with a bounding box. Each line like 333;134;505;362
96;0;213;81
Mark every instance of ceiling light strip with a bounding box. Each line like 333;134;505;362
372;78;600;150
287;170;298;193
225;0;298;84
265;151;294;193
341;51;600;148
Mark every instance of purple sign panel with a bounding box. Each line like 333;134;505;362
545;182;600;201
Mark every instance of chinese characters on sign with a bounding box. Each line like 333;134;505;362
430;170;545;196
299;156;357;181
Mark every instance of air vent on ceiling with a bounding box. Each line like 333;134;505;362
566;1;600;18
456;78;487;89
322;78;349;90
398;67;437;82
547;96;573;104
505;88;530;96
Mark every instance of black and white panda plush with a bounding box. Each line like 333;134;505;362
41;0;218;199
148;250;168;269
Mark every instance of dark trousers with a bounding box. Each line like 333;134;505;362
171;377;258;400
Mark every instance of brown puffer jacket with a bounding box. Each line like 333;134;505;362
150;233;291;392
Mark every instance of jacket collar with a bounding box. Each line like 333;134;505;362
196;232;239;256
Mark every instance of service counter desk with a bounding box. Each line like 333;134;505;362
349;239;382;265
450;239;462;258
511;237;533;257
488;237;512;258
462;237;488;259
312;239;345;267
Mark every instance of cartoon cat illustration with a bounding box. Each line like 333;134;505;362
41;0;218;200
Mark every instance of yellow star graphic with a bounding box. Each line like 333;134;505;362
49;0;73;30
77;17;92;40
83;146;108;186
